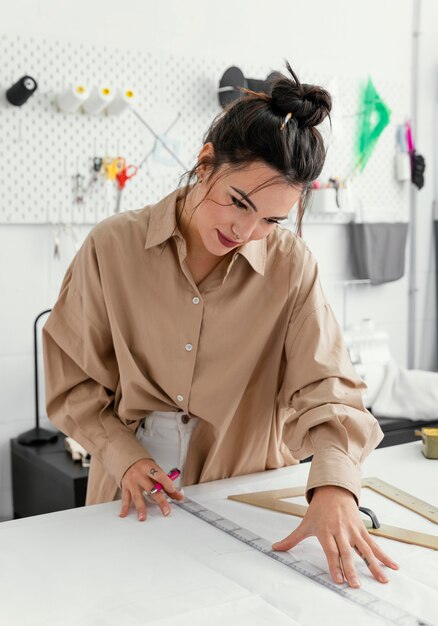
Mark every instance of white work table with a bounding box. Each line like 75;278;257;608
1;442;437;626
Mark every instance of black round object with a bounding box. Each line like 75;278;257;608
218;66;246;108
246;78;265;92
411;151;426;190
6;75;38;106
265;71;283;95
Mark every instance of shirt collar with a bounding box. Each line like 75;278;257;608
236;238;266;276
144;187;183;250
144;187;267;276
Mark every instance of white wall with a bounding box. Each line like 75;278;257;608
1;0;436;520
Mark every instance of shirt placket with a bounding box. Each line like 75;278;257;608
172;241;240;412
173;290;204;411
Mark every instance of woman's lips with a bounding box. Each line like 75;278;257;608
217;229;239;248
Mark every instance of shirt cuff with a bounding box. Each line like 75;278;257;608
105;430;153;488
305;449;362;504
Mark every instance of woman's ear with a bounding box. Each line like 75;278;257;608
196;142;215;180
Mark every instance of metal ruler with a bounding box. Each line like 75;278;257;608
176;497;436;626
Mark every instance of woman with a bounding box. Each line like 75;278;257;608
43;63;398;588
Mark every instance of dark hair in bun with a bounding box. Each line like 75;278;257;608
270;62;331;129
180;61;332;216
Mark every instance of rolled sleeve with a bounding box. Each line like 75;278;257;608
306;417;383;503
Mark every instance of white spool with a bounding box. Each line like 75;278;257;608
56;84;89;113
395;153;411;182
82;86;114;115
105;88;135;115
310;188;339;213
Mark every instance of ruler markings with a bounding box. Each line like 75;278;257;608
177;497;436;626
363;478;438;524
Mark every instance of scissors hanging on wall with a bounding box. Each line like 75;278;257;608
103;156;125;181
115;159;138;213
102;156;138;213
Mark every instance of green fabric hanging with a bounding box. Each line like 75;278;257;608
356;78;391;171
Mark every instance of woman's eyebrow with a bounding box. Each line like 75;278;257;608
230;186;288;221
230;186;258;212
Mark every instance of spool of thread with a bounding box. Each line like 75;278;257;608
82;86;114;115
395;153;411;182
6;75;38;106
310;188;339;213
105;88;135;115
56;84;90;113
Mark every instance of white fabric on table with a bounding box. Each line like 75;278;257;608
1;443;436;626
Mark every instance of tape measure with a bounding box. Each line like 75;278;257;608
176;497;435;626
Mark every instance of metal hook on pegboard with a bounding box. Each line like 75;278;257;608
72;173;86;204
131;108;188;171
50;222;81;260
138;112;183;172
52;224;61;260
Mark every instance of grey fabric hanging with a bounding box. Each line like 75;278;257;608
349;222;408;285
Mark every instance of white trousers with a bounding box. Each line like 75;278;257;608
134;410;199;488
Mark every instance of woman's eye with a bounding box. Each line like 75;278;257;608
231;194;284;225
231;195;247;210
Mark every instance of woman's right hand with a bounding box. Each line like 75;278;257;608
119;458;185;521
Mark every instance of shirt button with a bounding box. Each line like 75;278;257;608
192;297;200;305
185;343;193;352
176;394;184;402
181;414;191;424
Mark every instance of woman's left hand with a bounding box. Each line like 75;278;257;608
272;485;399;588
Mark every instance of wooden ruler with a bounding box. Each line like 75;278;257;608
228;478;438;551
362;477;438;524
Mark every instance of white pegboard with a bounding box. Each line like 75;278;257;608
0;34;409;224
308;70;410;220
0;34;218;224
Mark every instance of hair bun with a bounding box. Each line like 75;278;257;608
270;62;331;128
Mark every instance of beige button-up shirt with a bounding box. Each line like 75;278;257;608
43;187;383;506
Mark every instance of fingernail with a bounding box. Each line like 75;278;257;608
163;507;170;516
179;488;185;496
351;577;360;587
138;514;145;521
379;575;388;583
335;574;343;584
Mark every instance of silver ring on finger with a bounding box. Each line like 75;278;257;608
143;489;154;497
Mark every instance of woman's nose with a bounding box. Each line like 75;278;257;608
236;217;258;241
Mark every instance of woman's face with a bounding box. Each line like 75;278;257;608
186;154;301;258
